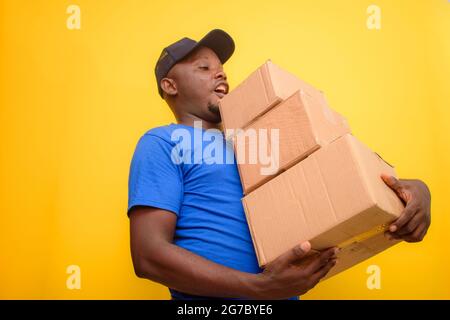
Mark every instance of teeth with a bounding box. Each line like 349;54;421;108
215;84;227;93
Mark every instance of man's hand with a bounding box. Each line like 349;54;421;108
381;174;431;243
253;242;339;299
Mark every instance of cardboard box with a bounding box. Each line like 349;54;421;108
219;60;328;139
234;90;351;194
242;134;404;280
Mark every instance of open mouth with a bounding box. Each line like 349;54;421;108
214;82;229;98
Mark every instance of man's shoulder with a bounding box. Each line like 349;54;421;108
141;123;195;145
132;125;178;160
140;124;179;145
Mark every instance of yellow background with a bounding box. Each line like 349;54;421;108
0;0;449;299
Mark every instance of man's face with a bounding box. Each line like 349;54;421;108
164;46;229;123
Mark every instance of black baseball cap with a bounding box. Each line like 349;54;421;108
155;29;235;98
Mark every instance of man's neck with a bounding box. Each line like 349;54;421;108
176;114;222;131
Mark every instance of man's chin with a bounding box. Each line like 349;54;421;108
207;103;222;123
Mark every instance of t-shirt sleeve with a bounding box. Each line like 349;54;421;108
127;134;183;216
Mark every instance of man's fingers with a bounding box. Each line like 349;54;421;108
401;224;426;243
385;231;402;240
280;241;311;265
395;212;423;236
419;225;429;241
305;247;339;274
309;259;337;285
389;203;418;233
381;174;402;193
386;221;429;242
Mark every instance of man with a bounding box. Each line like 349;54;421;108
127;29;431;300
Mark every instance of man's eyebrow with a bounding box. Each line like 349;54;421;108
193;56;210;63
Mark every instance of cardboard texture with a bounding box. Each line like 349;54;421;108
242;134;405;280
234;89;351;194
219;60;328;138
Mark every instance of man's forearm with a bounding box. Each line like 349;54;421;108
136;240;264;299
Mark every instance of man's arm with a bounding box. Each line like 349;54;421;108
129;206;338;299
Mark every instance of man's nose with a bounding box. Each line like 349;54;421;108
215;70;227;81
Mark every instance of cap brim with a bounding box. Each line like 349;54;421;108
195;29;235;64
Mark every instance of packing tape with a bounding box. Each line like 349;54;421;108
337;223;390;249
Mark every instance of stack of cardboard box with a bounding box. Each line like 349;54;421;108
219;60;405;280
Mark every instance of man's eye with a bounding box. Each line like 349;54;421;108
199;66;209;70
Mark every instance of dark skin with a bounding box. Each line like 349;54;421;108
160;46;226;129
381;175;431;242
129;46;431;299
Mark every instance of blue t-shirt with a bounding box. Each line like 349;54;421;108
127;123;298;300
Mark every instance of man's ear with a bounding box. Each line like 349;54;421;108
160;78;178;96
